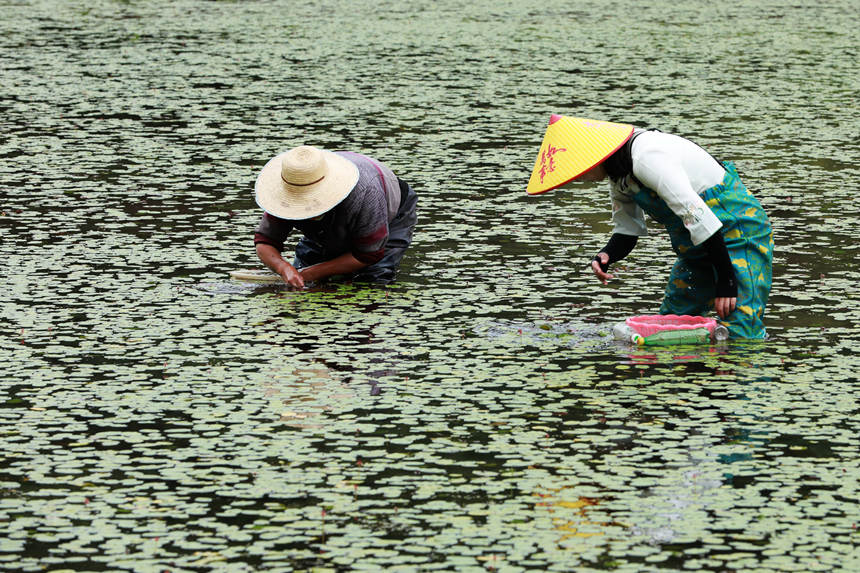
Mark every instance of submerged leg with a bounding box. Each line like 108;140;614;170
719;233;773;339
702;166;773;339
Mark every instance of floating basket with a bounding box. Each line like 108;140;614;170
627;315;717;337
620;315;719;346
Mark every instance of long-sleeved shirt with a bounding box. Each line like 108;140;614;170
610;130;726;246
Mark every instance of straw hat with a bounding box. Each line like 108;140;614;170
255;146;359;220
526;114;633;195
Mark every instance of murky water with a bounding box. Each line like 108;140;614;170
2;0;859;571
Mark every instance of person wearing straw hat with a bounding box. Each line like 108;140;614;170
527;114;773;339
254;145;418;286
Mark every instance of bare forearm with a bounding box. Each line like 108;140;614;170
300;252;368;282
256;243;304;287
256;243;289;274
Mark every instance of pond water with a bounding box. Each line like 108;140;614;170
2;0;859;571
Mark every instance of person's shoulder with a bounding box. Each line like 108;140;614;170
335;149;363;160
631;131;675;163
335;150;378;168
335;152;382;186
336;178;378;214
635;129;703;150
632;129;673;148
633;129;705;164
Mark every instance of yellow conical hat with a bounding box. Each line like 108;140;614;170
526;115;634;195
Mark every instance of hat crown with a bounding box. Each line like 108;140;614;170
281;145;327;187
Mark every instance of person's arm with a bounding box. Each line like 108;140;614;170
299;252;368;283
598;179;648;284
701;231;738;318
591;233;638;284
254;213;303;286
256;243;305;288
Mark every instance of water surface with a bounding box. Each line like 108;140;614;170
2;0;859;571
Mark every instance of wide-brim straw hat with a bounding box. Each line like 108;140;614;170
526;114;634;195
255;146;359;220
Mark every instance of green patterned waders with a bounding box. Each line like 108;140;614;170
631;162;773;339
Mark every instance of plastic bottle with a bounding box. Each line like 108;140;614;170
612;322;638;343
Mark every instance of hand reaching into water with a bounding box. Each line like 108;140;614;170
277;261;305;288
256;243;305;288
714;296;737;319
591;252;614;285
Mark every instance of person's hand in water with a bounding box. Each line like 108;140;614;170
591;252;614;285
277;262;305;288
714;296;737;319
256;243;305;288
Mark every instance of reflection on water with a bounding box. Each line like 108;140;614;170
2;0;859;570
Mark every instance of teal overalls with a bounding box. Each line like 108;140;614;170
632;162;773;339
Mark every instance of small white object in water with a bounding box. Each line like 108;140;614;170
228;269;283;282
612;322;638;343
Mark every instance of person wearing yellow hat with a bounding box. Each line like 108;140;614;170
254;145;418;286
527;115;773;339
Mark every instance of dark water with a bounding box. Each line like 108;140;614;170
2;1;859;571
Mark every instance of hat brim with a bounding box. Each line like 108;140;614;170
526;116;634;195
255;150;359;220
